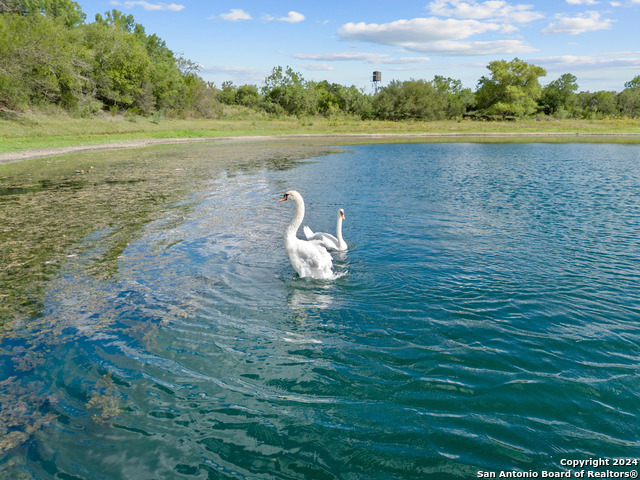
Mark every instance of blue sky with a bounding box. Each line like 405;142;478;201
77;0;640;92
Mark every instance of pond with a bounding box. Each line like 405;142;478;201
1;141;640;479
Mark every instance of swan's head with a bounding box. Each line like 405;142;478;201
339;208;345;221
280;190;302;202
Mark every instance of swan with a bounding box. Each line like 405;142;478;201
303;209;347;251
280;190;335;280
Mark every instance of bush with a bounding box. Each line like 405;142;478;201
373;79;446;120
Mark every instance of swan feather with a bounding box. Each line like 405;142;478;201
280;190;336;280
303;209;347;251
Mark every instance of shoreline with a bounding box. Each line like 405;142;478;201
3;131;640;164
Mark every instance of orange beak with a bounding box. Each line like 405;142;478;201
279;193;289;202
340;211;346;220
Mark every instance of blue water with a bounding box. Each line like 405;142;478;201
2;142;640;479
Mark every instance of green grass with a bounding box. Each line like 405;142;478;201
2;110;640;154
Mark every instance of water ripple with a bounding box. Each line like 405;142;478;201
4;143;640;479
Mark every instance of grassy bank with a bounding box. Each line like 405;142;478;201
3;110;640;154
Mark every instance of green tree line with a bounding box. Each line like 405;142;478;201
2;1;640;120
0;0;217;116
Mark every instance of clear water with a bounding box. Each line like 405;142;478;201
2;142;640;479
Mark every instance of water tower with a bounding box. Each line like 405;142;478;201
372;71;381;93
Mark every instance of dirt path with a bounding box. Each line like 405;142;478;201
0;137;232;164
3;132;640;164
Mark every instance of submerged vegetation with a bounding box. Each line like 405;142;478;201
0;140;339;458
0;140;339;330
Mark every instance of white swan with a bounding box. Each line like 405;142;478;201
280;190;335;280
303;209;347;251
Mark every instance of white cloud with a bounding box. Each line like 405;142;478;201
293;52;385;62
542;11;613;34
278;11;305;23
414;39;536;55
299;63;335;71
535;54;640;91
337;17;535;55
292;52;431;64
205;65;263;74
565;0;599;4
427;0;543;23
112;0;184;11
262;11;305;23
338;18;502;43
201;65;266;84
219;8;251;21
381;57;433;64
537;54;640;71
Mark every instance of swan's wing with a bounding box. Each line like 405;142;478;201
317;232;339;244
289;239;334;278
303;225;315;240
298;240;332;266
304;232;340;250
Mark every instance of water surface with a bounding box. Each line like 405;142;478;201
1;142;639;479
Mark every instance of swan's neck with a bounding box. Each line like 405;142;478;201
335;213;347;249
285;196;305;241
335;215;344;241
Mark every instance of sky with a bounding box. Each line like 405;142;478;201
76;0;640;93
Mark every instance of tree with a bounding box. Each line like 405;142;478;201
261;66;314;116
0;13;87;109
340;85;372;118
83;10;187;113
475;58;546;118
311;80;342;116
0;2;207;115
575;90;619;118
94;9;136;32
1;0;85;26
433;75;474;118
175;57;220;117
82;15;151;109
373;79;446;120
625;76;640;89
217;81;237;105
217;82;261;108
618;75;640;118
540;73;578;116
235;84;261;108
307;80;371;118
143;32;186;111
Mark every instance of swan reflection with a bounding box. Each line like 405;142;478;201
287;284;335;310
